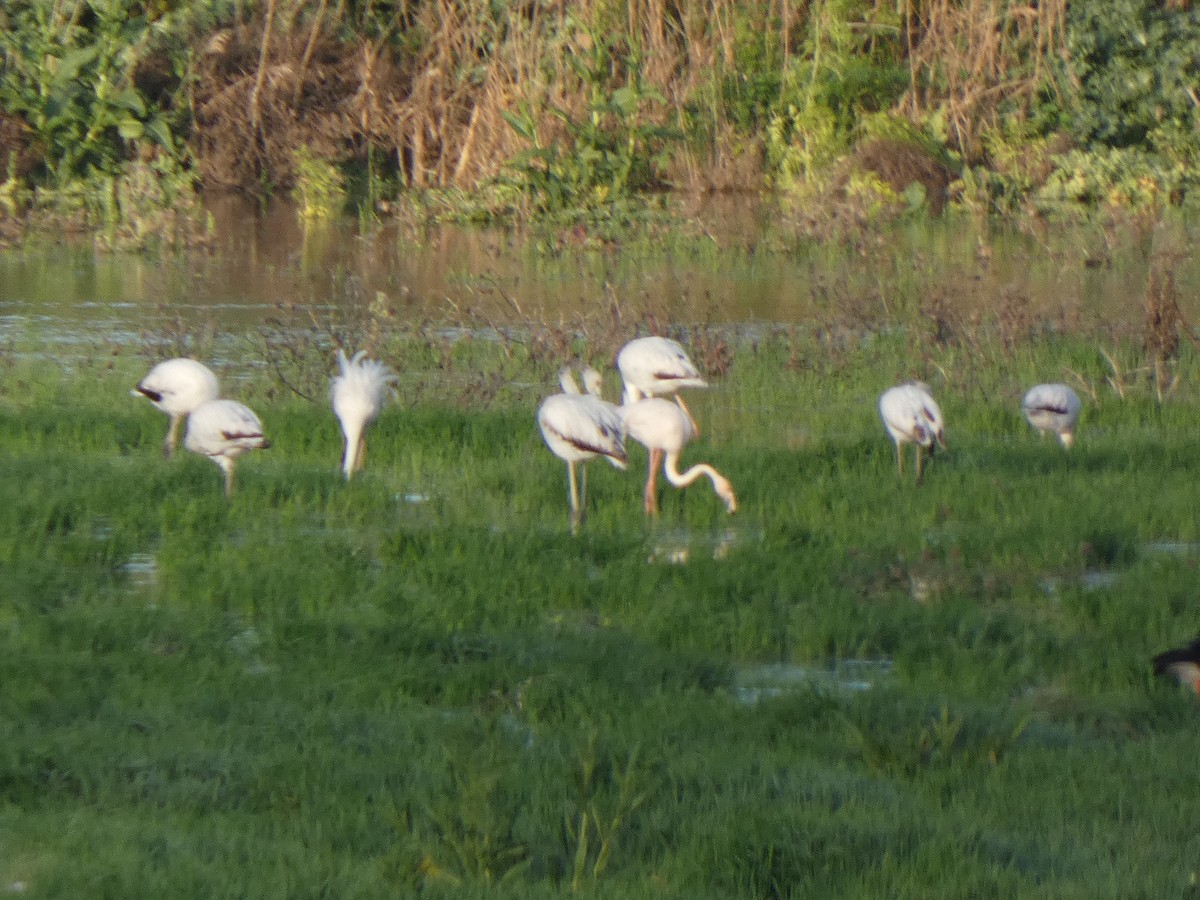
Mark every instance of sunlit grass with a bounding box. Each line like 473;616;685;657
3;333;1200;898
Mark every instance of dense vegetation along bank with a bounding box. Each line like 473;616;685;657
3;0;1200;247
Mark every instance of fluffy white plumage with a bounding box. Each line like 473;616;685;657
1022;383;1081;448
331;349;397;478
132;358;220;457
538;368;627;526
184;399;270;496
621;395;737;515
879;381;947;482
616;336;707;405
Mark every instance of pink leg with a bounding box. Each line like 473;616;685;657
644;448;662;515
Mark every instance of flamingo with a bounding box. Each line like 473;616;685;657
331;349;397;478
621;395;737;516
616;336;707;405
184;399;271;496
1153;635;1200;694
1022;383;1081;448
537;368;627;528
131;358;220;457
879;381;947;483
617;335;711;500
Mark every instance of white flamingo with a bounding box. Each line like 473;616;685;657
331;349;397;478
879;381;947;483
537;368;627;527
184;399;270;496
1022;383;1081;448
616;336;707;405
132;358;220;457
621;395;737;516
617;335;710;500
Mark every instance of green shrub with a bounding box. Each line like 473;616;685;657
0;0;184;185
1050;0;1200;151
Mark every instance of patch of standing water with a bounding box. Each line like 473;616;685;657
735;659;894;704
1039;569;1118;597
1142;541;1200;557
228;626;273;676
120;554;159;591
647;527;741;565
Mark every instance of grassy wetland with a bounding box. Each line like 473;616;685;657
5;216;1200;897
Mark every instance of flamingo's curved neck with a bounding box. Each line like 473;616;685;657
663;451;724;491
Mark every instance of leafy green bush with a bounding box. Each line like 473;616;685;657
499;37;681;222
292;146;347;221
765;0;910;193
1049;0;1200;151
1036;147;1196;211
0;0;185;185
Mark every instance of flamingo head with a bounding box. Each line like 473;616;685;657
713;474;738;514
581;367;605;398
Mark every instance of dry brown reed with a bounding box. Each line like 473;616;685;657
186;0;1069;194
190;0;785;194
901;0;1067;160
1142;265;1190;401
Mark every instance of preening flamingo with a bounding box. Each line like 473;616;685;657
616;336;707;405
331;349;397;478
879;381;946;483
132;358;220;457
184;399;270;496
621;395;737;515
1153;635;1200;694
537;368;627;527
1022;383;1081;448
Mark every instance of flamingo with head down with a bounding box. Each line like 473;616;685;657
878;381;947;483
331;349;397;478
184;399;270;496
621;394;736;516
132;358;220;457
1022;383;1082;448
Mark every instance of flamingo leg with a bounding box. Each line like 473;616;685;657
915;445;924;485
220;459;235;497
164;415;182;458
580;461;588;517
895;442;904;476
644;448;662;515
567;461;580;515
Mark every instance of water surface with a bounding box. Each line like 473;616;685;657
2;199;1196;355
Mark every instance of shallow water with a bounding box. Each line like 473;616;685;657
1038;569;1120;597
734;659;894;704
120;553;159;590
647;526;742;565
2;199;1197;356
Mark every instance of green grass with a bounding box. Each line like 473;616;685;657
3;332;1200;899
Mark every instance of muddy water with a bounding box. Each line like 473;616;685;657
0;197;1195;357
